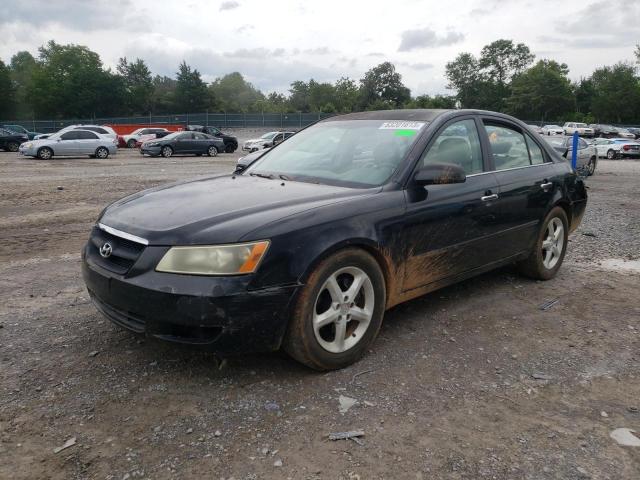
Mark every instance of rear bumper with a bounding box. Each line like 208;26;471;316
81;245;299;352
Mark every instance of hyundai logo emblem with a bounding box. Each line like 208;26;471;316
99;242;113;258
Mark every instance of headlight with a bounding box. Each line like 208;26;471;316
147;142;159;147
156;241;269;275
24;143;32;148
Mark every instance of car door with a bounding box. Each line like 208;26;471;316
57;131;81;155
193;133;210;153
174;132;193;153
400;117;503;292
481;118;558;257
75;130;100;154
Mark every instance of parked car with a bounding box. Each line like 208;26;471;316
242;131;295;152
121;127;171;148
35;124;117;141
140;131;225;158
626;127;640;139
235;147;270;171
0;128;29;152
544;136;597;175
589;124;619;138
2;124;43;140
19;129;117;159
563;122;595;138
186;125;238;153
82;109;587;370
541;124;564;136
615;128;636;139
527;124;543;135
592;138;640;159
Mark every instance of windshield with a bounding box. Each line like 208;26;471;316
260;132;278;139
576;123;588;128
245;120;427;187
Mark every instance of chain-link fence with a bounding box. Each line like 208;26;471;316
1;112;336;134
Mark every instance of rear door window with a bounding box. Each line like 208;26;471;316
484;123;531;170
525;134;546;164
77;131;99;139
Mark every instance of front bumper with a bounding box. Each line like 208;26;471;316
140;145;162;156
81;244;299;353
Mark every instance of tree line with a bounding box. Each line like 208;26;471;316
1;39;639;124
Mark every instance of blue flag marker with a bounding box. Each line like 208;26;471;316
571;131;579;170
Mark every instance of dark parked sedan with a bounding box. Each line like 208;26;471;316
0;128;29;152
186;125;238;153
82;109;587;370
140;131;225;158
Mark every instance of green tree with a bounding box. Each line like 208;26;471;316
445;52;482;107
407;94;456;109
574;78;595;116
27;41;125;118
0;60;16;119
208;72;264;112
308;80;336;111
288;80;311;112
479;39;535;85
174;61;208;113
359;62;411;109
117;57;154;115
333;77;359;112
9;51;37;118
590;62;640;123
507;60;574;121
150;75;177;114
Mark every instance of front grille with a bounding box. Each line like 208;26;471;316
88;226;145;274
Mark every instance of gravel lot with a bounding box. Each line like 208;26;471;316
0;150;639;479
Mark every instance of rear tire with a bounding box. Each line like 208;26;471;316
517;206;569;281
207;146;218;157
95;147;109;159
283;249;386;371
587;157;596;176
37;147;53;160
127;139;136;148
161;146;173;158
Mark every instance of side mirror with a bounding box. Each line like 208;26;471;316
414;163;466;186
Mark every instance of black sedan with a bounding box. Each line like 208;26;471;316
82;109;587;370
0;128;29;152
140;131;225;158
186;125;238;153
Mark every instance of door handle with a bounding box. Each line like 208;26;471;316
540;182;553;190
481;193;499;202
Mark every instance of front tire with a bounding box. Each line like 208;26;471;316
161;146;173;158
7;142;19;152
283;249;386;371
127;139;136;148
37;147;53;160
606;149;616;160
225;144;235;153
517;206;568;281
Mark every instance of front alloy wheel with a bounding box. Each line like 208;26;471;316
161;146;173;158
284;248;386;370
606;149;616;159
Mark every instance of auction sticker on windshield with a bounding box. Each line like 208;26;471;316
379;121;425;130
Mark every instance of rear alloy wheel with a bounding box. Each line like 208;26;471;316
37;147;53;160
606;149;616;160
587;157;596;176
284;249;386;370
7;142;19;152
207;146;218;157
95;147;109;159
161;146;173;158
127;139;136;148
518;206;568;280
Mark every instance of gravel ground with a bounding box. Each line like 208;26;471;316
0;151;639;480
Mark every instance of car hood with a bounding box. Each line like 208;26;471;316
246;137;270;143
99;175;379;245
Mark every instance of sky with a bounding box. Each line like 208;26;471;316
0;0;638;96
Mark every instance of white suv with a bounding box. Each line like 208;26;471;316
563;122;595;138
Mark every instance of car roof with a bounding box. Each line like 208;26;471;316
322;109;450;122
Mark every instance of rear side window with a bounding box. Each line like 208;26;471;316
420;119;483;175
77;130;99;139
484;123;530;170
525;134;545;164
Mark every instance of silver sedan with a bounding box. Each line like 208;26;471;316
19;129;117;159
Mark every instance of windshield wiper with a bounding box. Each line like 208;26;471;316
249;172;274;179
279;174;293;181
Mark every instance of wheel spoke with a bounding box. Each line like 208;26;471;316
324;275;343;303
314;308;339;329
333;320;347;351
345;272;365;301
542;239;553;250
552;245;561;258
553;225;562;241
349;306;370;323
544;248;553;267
